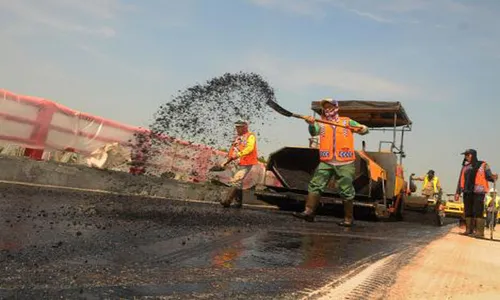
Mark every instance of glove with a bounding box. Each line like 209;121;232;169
355;125;368;135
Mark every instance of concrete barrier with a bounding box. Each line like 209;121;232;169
0;155;243;204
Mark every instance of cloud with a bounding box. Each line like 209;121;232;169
240;52;413;99
250;0;497;28
0;0;130;38
249;0;327;18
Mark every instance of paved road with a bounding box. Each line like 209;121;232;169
0;183;454;299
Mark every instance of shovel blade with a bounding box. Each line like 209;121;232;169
266;99;293;117
209;166;226;172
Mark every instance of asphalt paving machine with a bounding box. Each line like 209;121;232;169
255;100;413;220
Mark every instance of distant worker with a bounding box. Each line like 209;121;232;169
219;120;259;209
485;188;499;230
412;170;444;206
455;149;498;237
292;98;369;227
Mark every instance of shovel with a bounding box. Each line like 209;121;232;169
266;99;361;131
209;165;226;172
490;181;497;240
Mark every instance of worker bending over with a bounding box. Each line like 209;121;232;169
293;98;369;227
220;120;259;209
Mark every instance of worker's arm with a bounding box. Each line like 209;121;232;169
349;119;369;135
222;139;239;167
309;123;320;136
305;118;367;136
237;134;256;158
484;164;498;182
413;176;425;181
455;179;462;195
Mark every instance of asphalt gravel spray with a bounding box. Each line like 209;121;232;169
150;71;276;150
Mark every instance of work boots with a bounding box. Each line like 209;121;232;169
338;200;354;227
221;187;239;208
232;189;244;209
293;193;321;222
461;217;473;235
474;218;485;238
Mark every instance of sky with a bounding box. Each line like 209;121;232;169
0;0;499;192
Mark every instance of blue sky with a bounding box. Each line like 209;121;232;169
0;0;499;192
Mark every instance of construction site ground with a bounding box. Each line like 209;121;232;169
0;182;454;300
1;156;500;299
386;226;500;300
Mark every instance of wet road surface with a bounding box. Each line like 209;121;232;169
0;183;455;299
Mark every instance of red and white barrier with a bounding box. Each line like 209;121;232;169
0;89;265;184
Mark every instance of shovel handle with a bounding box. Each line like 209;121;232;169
292;113;361;131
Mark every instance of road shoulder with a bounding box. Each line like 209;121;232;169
386;226;500;300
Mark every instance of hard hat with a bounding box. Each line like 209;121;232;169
489;188;497;193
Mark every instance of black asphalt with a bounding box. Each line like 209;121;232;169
0;184;455;299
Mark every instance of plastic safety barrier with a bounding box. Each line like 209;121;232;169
0;89;264;184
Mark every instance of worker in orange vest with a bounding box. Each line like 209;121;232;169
293;98;369;226
455;149;498;237
220;120;259;208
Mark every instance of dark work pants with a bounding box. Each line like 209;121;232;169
463;193;485;218
486;211;498;228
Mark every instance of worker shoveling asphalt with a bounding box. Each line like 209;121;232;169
266;98;369;227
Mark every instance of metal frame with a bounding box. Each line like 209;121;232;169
373;111;413;165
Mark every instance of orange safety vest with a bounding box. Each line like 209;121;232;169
229;132;258;166
459;162;489;194
318;117;355;162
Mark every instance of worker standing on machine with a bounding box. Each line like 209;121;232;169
412;170;444;208
292;98;369;227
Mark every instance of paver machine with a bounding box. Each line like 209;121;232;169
255;100;413;220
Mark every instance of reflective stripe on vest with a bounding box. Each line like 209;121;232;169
460;162;489;194
318;117;355;162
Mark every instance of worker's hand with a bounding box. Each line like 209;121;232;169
454;193;460;202
352;125;368;134
221;158;233;168
493;173;498;181
304;116;315;125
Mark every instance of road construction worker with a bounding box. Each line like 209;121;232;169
455;149;498;238
412;170;444;209
219;120;259;208
485;188;499;230
292;98;369;226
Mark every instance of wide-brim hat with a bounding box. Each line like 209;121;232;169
320;98;339;108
